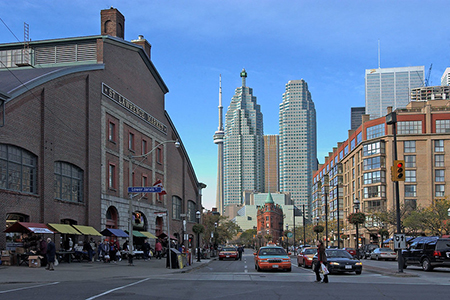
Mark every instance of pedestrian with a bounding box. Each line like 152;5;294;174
38;236;48;267
155;240;162;259
142;239;151;261
46;238;56;271
314;240;328;283
83;240;93;262
238;245;243;260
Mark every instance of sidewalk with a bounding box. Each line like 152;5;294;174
0;256;214;284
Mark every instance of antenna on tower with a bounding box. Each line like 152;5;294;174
17;22;31;67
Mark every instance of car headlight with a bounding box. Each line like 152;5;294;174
329;262;340;266
259;259;268;262
282;258;290;262
306;257;312;261
355;262;363;266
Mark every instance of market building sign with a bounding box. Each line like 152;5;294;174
102;83;167;135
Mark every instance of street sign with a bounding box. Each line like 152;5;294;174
394;233;406;249
128;186;162;193
287;232;293;238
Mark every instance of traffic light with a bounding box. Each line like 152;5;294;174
392;160;405;181
133;212;141;224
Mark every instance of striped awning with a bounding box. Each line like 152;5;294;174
48;223;81;235
140;231;157;239
72;225;102;236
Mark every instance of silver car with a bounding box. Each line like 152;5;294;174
370;247;397;261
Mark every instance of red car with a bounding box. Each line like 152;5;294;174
219;247;238;260
296;247;317;268
343;247;357;257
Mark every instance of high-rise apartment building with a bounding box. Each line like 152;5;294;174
365;66;424;119
264;135;279;193
442;67;450;86
223;69;264;210
279;79;317;217
351;107;365;131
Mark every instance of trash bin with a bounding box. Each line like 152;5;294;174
166;248;180;269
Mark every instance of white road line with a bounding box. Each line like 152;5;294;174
85;278;150;300
0;281;59;294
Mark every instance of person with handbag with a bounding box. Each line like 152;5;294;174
314;240;329;283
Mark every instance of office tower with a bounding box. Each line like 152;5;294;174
365;66;424;119
351;107;365;131
279;79;317;217
213;76;225;215
442;68;450;86
264;135;279;193
223;69;264;209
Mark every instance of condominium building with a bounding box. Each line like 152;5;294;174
279;79;317;217
223;69;264;211
365;66;424;119
264;135;279;193
442;67;450;86
312;99;450;248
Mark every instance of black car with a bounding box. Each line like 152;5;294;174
402;237;450;271
313;249;363;275
362;244;379;259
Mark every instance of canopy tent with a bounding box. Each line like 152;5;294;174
4;222;54;234
140;231;157;239
47;223;82;235
125;230;147;238
101;228;129;238
72;225;102;236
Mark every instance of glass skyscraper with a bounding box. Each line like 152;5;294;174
279;79;317;217
365;66;424;119
223;69;264;208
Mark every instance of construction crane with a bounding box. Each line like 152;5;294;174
425;64;432;86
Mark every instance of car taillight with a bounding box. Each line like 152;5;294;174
433;251;441;257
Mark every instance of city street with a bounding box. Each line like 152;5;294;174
1;251;450;299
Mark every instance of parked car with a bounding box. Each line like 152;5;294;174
370;247;397;261
362;244;379;259
296;247;317;268
343;247;357;257
402;237;450;271
219;247;238;260
312;249;363;275
254;246;291;272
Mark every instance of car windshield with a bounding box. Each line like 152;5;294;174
326;250;353;258
303;249;317;255
222;247;236;251
259;248;287;256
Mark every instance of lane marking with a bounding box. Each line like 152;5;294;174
0;282;59;294
85;278;150;300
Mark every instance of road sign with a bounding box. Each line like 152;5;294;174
287;232;293;238
128;186;162;193
394;233;406;249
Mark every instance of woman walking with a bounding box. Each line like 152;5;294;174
314;240;328;283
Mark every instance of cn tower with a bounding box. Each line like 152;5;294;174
213;75;224;215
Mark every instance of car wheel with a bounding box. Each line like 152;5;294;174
286;267;292;272
356;270;362;275
421;258;433;272
219;257;223;260
376;255;379;261
303;260;307;268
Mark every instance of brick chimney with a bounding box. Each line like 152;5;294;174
101;7;125;39
131;35;152;59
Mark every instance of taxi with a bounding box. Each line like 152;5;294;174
254;246;291;272
218;246;239;260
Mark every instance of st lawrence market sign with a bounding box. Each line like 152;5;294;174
102;83;167;135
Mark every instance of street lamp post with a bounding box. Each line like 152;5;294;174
128;139;180;266
354;198;360;259
316;217;319;241
286;224;289;253
303;204;306;246
196;210;201;262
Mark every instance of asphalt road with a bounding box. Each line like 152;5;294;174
1;252;450;299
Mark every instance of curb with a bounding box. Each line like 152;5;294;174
363;265;419;277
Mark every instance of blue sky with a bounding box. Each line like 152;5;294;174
1;0;449;210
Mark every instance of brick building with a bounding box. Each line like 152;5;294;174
256;193;284;244
0;8;205;250
312;99;450;248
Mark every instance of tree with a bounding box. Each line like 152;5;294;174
237;228;257;248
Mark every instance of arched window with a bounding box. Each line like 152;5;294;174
54;161;83;203
172;196;182;220
187;200;196;222
106;206;118;229
0;144;37;193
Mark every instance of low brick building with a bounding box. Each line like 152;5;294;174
0;8;205;250
256;193;284;244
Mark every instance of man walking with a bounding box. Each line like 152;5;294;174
46;238;56;271
238;245;244;261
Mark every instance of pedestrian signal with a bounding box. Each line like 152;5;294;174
392;160;405;181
